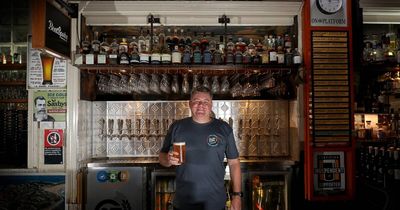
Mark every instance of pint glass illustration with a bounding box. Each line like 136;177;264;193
40;53;54;85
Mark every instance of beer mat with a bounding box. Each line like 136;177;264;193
314;125;350;130
312;48;348;53
313;80;348;85
313;53;348;59
313;114;349;119
312;37;348;42
313;86;349;91
313;98;349;103
313;70;348;75
312;31;348;37
313;103;349;108
313;75;348;80
314;92;349;97
313;64;348;69
313;42;348;48
314;119;349;124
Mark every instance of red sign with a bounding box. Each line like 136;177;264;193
44;129;63;164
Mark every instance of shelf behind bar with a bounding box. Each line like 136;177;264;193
76;63;299;74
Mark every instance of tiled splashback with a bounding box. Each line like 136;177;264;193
80;100;289;159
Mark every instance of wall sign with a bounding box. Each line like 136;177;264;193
310;0;347;27
33;90;67;122
44;129;64;164
313;151;346;195
32;0;71;59
28;49;67;89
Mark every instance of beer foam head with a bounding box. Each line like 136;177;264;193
173;142;185;145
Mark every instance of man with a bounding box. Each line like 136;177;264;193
159;86;242;210
33;96;55;122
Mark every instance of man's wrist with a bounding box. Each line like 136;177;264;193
231;192;243;197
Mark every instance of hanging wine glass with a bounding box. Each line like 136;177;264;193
182;73;190;94
171;74;180;94
160;73;171;94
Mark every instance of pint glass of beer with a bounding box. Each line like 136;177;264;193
40;53;54;85
173;142;186;164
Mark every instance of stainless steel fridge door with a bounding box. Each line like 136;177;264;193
85;166;145;210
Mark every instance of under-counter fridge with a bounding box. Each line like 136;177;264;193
83;164;145;210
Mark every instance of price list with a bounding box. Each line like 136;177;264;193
310;31;351;145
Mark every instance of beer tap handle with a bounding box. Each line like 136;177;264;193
136;119;141;136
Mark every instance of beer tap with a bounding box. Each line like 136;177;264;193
108;118;114;139
99;118;106;141
117;118;124;140
153;119;160;137
125;119;132;139
135;119;141;137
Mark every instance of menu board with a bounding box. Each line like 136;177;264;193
28;49;67;89
311;31;351;145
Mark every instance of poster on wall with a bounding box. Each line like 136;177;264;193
33;90;67;122
44;129;64;164
0;173;65;209
310;0;347;27
28;48;67;89
313;151;346;195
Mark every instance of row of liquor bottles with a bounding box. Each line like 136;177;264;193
75;28;302;66
357;143;400;188
363;31;400;64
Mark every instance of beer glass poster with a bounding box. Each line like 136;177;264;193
313;151;346;194
28;49;66;89
33;90;66;122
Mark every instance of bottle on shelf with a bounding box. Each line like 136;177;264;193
92;31;101;64
293;48;302;65
129;36;140;64
171;45;182;64
268;35;277;64
74;45;83;65
225;36;235;64
261;35;269;64
118;38;130;65
109;38;119;65
82;34;94;65
98;33;109;64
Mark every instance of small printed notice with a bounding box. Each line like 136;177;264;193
28;49;67;89
44;129;64;164
313;151;346;194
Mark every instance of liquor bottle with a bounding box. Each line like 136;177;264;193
98;33;109;64
253;39;263;64
171;45;182;64
151;45;161;65
293;48;302;64
268;35;277;63
161;41;172;65
81;34;91;54
225;36;235;64
139;30;151;64
92;31;101;64
119;38;130;65
109;38;119;65
209;32;217;54
261;35;269;64
234;37;245;64
386;147;395;185
213;35;225;65
138;28;146;54
203;45;213;64
178;29;186;53
193;45;202;64
284;33;292;49
200;32;209;53
165;28;174;52
172;28;180;50
74;45;83;65
129;36;140;64
248;38;256;62
242;46;252;64
365;146;373;180
82;35;94;64
277;46;285;64
182;45;192;64
284;48;293;66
